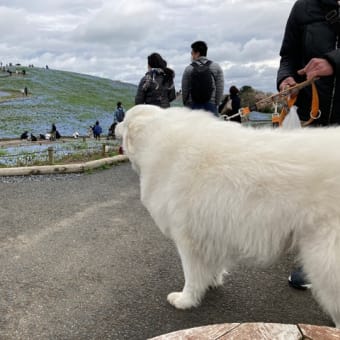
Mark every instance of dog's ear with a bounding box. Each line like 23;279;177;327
122;105;160;155
124;115;151;155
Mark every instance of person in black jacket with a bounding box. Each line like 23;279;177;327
277;0;340;289
277;0;340;125
135;53;176;108
219;85;241;122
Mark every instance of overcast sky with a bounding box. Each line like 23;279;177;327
0;0;296;93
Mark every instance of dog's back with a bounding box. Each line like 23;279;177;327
128;107;340;262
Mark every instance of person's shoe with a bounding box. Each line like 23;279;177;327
288;269;312;290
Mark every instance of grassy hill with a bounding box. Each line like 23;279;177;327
0;66;137;138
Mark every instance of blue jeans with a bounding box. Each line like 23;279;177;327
191;102;218;116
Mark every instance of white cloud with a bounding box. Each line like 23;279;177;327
0;0;296;93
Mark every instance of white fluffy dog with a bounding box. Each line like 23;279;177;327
117;104;340;327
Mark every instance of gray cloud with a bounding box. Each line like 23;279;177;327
0;0;296;93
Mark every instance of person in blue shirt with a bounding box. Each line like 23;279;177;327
92;121;102;140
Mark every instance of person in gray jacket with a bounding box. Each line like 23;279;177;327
277;0;340;290
181;41;224;115
135;53;176;108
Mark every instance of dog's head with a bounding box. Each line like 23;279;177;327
116;104;162;171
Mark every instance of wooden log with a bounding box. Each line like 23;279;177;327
0;155;129;176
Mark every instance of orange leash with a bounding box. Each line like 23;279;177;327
301;81;320;126
272;80;320;127
232;79;320;125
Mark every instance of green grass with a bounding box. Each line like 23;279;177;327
0;67;137;138
0;148;119;168
52;150;118;165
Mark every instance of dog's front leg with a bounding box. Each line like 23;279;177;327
167;242;212;309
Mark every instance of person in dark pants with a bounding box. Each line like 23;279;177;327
277;0;340;290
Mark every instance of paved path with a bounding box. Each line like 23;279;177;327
0;163;333;339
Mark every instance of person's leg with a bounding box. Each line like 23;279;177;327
112;123;117;140
288;267;312;290
191;102;218;116
191;103;204;111
203;102;218;116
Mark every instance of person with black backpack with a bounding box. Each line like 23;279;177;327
114;101;125;123
108;101;125;140
135;53;176;108
182;41;224;115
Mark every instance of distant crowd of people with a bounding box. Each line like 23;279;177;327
8;41;241;146
20;123;61;142
88;101;126;141
15;40;242;145
19;102;127;142
19;110;128;143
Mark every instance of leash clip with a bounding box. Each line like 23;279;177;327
310;109;321;120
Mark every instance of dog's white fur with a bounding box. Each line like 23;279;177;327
117;104;340;327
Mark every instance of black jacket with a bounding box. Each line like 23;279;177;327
277;0;340;125
135;68;176;108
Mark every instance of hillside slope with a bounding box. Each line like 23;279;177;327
0;67;137;138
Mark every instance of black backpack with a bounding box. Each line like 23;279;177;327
190;60;213;104
116;107;125;122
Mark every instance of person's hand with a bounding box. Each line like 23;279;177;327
298;58;334;80
279;77;296;92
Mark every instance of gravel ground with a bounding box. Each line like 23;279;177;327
0;173;83;183
0;163;332;339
